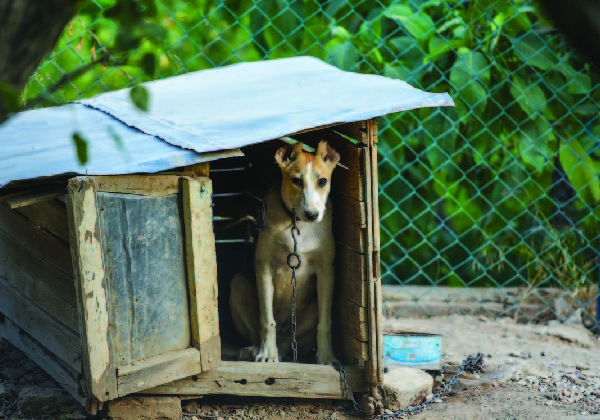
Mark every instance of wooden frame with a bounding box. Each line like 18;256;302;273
66;175;220;402
0;124;382;408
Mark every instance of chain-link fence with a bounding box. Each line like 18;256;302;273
28;0;600;328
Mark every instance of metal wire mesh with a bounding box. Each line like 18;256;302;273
27;0;600;328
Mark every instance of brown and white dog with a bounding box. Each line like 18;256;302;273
230;141;340;364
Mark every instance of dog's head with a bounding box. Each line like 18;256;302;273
275;141;340;222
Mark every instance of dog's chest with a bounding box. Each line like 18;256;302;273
276;221;328;254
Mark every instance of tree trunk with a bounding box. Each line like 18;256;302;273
0;0;80;125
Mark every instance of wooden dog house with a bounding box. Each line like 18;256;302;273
0;57;453;413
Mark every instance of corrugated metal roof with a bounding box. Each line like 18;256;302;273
0;56;453;188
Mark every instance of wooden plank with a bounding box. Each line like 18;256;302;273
0;226;76;306
182;177;221;372
179;162;210;177
291;122;344;136
333;223;366;254
0;315;88;407
338;332;369;365
370;137;384;384
0;276;81;372
362;123;377;384
336;243;367;307
326;133;365;202
92;175;181;196
330;192;366;228
340;318;368;342
142;361;367;398
2;185;65;209
117;348;201;396
0;205;74;276
0;232;79;331
67;177;117;402
339;297;368;323
15;198;70;243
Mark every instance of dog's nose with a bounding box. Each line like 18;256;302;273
304;211;319;221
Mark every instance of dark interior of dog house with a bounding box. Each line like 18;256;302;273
210;124;368;365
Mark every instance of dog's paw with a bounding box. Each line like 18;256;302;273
255;342;279;362
316;348;339;365
238;346;259;361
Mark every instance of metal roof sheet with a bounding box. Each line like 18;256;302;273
80;56;454;153
0;56;453;188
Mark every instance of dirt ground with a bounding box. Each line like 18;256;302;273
1;314;600;420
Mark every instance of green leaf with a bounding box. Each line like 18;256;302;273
566;73;592;95
326;41;359;71
0;81;21;113
383;64;410;80
72;132;89;165
518;119;555;170
560;138;600;206
130;85;150;112
509;75;546;115
384;5;434;41
449;51;491;87
513;33;557;71
141;52;156;77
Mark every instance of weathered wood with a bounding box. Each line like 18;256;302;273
340;317;368;342
0;204;74;276
338;332;369;365
3;186;65;209
179;162;210;178
92;175;181;196
106;396;182;420
0;315;87;407
339;296;368;323
0;232;78;331
97;192;191;366
67;177;117;402
182;177;221;372
367;135;384;384
333;224;366;254
326;132;365;202
0;228;76;309
362;129;377;384
336;242;367;308
331;122;363;144
117;348;201;397
0;275;81;372
142;362;367;398
330;192;366;228
15;198;70;243
370;141;383;384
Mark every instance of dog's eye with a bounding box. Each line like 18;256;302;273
292;177;303;187
318;178;328;187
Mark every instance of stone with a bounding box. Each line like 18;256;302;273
542;322;598;348
107;396;182;420
182;400;198;413
17;386;80;414
378;366;433;411
520;361;551;377
545;400;556;406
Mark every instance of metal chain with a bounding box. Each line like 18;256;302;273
336;353;485;419
286;216;301;363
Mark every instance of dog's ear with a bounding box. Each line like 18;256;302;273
317;141;340;168
275;142;303;168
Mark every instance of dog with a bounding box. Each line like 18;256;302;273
230;140;340;364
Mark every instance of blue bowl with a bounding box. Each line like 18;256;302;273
383;330;442;370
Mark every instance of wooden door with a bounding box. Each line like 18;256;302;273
66;175;220;402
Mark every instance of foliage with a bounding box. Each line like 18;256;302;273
26;0;600;290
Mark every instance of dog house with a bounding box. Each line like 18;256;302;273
0;57;453;414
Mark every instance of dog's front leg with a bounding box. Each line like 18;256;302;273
255;265;279;362
316;263;338;364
